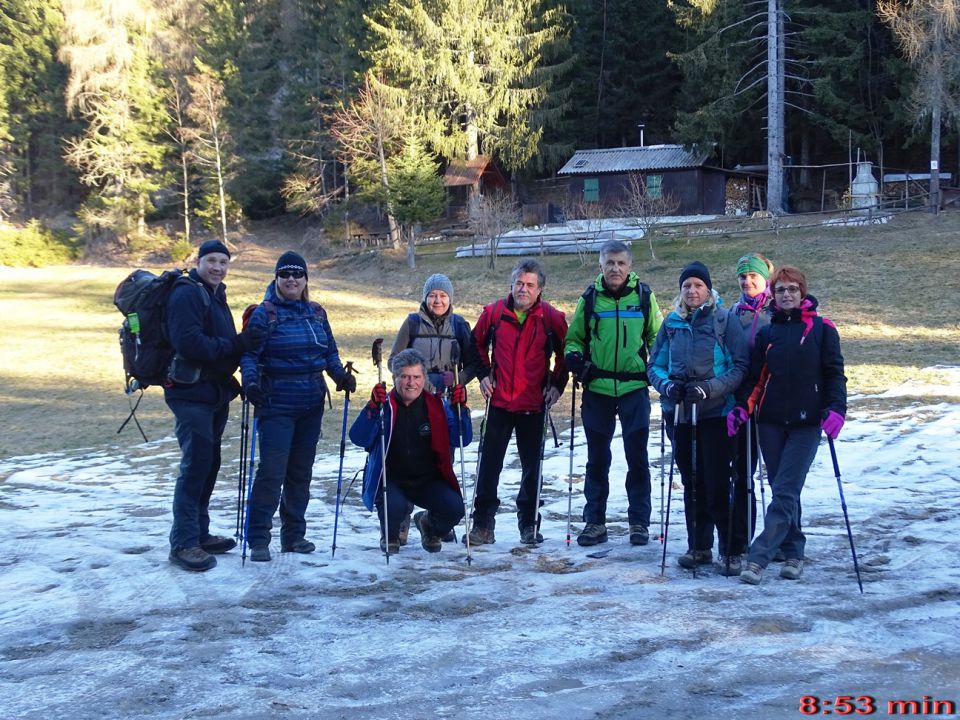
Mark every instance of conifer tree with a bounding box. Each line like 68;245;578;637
365;0;574;173
0;0;75;217
59;0;169;244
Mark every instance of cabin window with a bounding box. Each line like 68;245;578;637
584;178;599;202
646;174;663;199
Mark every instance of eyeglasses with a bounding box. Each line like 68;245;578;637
277;270;305;280
774;285;801;295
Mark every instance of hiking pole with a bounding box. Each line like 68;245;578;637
660;403;681;576
565;379;578;546
235;398;250;541
241;415;258;566
372;339;390;564
658;414;665;543
470;395;490;519
725;433;737;577
331;361;355;558
450;343;472;565
745;416;755;543
690;401;699;579
531;405;549;544
828;438;864;594
755;417;767;512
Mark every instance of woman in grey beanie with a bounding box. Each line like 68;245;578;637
389;273;479;392
388;272;479;545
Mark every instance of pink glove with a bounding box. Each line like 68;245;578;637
821;410;844;440
726;406;749;437
440;370;455;388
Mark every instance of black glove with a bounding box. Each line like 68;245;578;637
663;381;684;401
235;325;266;353
244;383;267;407
684;381;710;402
564;352;584;377
336;373;357;394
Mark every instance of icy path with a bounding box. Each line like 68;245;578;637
1;380;958;719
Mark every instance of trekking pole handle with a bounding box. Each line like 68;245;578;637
371;338;384;383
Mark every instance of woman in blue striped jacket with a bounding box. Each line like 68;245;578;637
240;251;356;562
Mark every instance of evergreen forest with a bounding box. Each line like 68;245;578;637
1;0;959;257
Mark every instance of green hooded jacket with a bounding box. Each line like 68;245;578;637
564;272;663;397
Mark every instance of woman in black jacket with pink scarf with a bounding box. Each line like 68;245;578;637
728;265;846;585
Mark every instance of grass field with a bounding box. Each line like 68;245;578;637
1;209;957;458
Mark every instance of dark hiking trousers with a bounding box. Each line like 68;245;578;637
167;399;230;551
246;406;324;549
747;423;820;567
581;388;652;526
472;405;545;529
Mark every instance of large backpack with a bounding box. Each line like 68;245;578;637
114;268;209;394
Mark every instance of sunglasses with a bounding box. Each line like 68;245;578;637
774;285;801;295
277;270;305;280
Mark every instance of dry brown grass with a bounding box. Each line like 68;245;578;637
1;209;957;458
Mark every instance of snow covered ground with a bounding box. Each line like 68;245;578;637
1;370;959;719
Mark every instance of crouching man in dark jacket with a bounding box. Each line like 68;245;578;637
349;349;471;555
165;240;264;572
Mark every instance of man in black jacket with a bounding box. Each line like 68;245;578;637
165;240;263;572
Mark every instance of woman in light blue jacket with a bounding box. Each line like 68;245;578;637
647;261;748;575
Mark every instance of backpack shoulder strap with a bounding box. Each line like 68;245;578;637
173;274;211;310
484;299;507;349
580;285;597;361
308;300;327;324
637;281;652;363
405;312;421;346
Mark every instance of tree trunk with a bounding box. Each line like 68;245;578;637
181;148;191;241
377;137;401;248
930;82;942;214
406;223;418;269
766;0;784;214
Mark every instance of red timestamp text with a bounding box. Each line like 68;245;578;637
799;695;958;716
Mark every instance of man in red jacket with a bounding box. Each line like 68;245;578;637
465;258;568;546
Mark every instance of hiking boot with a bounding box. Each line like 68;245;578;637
414;511;442;553
463;520;495;546
441;528;458;543
677;548;713;569
169;546;217;572
780;558;804;580
519;525;543;545
380;536;400;554
281;538;316;554
740;561;764;585
628;525;649;546
717;554;743;576
199;535;237;554
577;523;608;547
249;546;271;562
398;513;411;546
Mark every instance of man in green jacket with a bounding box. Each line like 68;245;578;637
564;240;663;546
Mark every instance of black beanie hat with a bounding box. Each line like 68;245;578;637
275;251;308;278
679;260;712;291
198;239;230;259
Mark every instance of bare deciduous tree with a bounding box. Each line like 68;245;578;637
329;73;406;248
468;191;521;270
879;0;960;212
615;172;680;261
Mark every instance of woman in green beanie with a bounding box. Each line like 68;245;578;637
729;252;794;560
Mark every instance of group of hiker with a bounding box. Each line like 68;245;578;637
162;238;847;589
